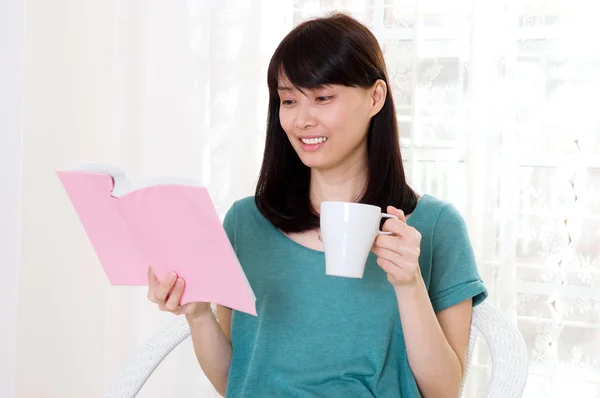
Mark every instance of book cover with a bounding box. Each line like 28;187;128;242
56;163;256;316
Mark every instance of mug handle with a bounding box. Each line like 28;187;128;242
378;213;398;235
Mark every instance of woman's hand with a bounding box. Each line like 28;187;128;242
372;206;422;287
147;268;212;320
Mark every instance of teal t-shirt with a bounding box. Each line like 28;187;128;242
222;194;487;397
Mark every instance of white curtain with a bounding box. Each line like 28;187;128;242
0;1;24;398
10;0;600;397
312;0;599;396
104;1;283;397
14;0;291;397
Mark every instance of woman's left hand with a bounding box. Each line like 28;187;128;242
372;206;422;287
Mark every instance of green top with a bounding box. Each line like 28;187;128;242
222;194;487;397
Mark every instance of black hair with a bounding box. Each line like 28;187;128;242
255;13;417;233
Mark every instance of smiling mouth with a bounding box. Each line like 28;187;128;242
300;137;327;145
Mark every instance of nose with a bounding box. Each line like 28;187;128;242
294;102;317;130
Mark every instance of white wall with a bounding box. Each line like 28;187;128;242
14;1;115;396
0;0;25;397
11;1;220;396
8;1;283;396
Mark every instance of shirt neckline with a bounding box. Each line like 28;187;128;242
267;194;431;255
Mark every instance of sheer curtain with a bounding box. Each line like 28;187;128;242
110;1;600;396
293;1;600;397
14;0;283;397
12;0;599;397
0;1;24;398
105;1;289;397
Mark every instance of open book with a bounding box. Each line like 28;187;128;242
56;162;256;316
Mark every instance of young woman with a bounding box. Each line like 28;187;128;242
147;13;487;398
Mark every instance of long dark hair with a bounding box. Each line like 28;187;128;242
255;13;417;233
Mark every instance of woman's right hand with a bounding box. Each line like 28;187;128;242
147;268;212;319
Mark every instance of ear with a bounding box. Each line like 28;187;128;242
368;79;387;117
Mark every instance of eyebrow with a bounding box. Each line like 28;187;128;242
277;86;293;91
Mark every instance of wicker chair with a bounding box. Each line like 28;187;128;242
104;301;528;397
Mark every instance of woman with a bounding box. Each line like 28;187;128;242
148;13;487;398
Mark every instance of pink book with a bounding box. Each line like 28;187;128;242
56;162;256;316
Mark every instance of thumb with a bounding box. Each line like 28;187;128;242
387;205;406;223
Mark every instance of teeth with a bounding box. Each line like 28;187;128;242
301;137;327;145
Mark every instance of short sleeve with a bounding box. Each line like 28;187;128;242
429;203;487;313
223;202;237;250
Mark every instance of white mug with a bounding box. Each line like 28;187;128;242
320;201;397;278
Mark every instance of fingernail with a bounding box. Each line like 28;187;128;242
167;272;177;281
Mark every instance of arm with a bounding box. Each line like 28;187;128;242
148;268;234;396
373;205;476;398
185;201;236;396
393;278;471;397
186;305;233;397
147;201;240;396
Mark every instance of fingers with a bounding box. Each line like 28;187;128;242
147;268;159;303
387;206;406;223
372;246;404;266
376;256;411;284
164;279;185;311
379;221;421;243
376;256;398;275
148;267;157;282
146;268;196;315
374;234;397;252
154;272;178;303
381;217;409;236
377;255;419;285
373;234;420;256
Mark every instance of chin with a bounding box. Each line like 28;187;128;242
292;145;339;171
298;156;335;171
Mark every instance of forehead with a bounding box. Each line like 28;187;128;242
276;72;335;94
276;73;303;92
277;72;292;87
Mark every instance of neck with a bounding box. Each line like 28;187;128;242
309;153;368;212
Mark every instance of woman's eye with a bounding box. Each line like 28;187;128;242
316;96;332;102
281;100;295;105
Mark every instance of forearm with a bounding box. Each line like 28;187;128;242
186;312;232;396
394;275;462;398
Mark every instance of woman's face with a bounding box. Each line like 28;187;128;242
277;74;386;172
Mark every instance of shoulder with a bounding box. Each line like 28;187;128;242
224;195;271;231
411;195;469;247
417;197;487;309
412;194;465;228
223;196;262;246
428;196;466;230
228;195;257;215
